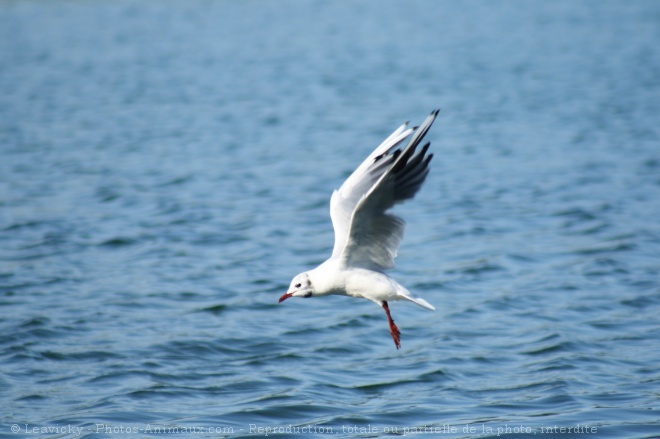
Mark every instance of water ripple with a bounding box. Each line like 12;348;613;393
2;1;660;438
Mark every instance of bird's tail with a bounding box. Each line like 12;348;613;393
390;278;435;310
403;294;436;311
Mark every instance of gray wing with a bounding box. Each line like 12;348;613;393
329;109;439;270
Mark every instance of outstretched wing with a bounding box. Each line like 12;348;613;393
329;109;439;270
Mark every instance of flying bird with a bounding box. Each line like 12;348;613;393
279;109;439;349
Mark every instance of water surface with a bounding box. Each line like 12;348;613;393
1;1;659;438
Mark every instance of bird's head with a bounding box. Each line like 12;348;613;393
279;272;314;303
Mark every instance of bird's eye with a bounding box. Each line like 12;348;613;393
295;283;301;288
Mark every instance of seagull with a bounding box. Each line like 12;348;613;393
279;109;439;349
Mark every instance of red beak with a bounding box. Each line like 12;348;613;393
278;292;294;303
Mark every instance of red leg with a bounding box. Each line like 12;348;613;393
382;301;401;349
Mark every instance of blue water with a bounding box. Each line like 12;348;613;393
2;1;660;438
